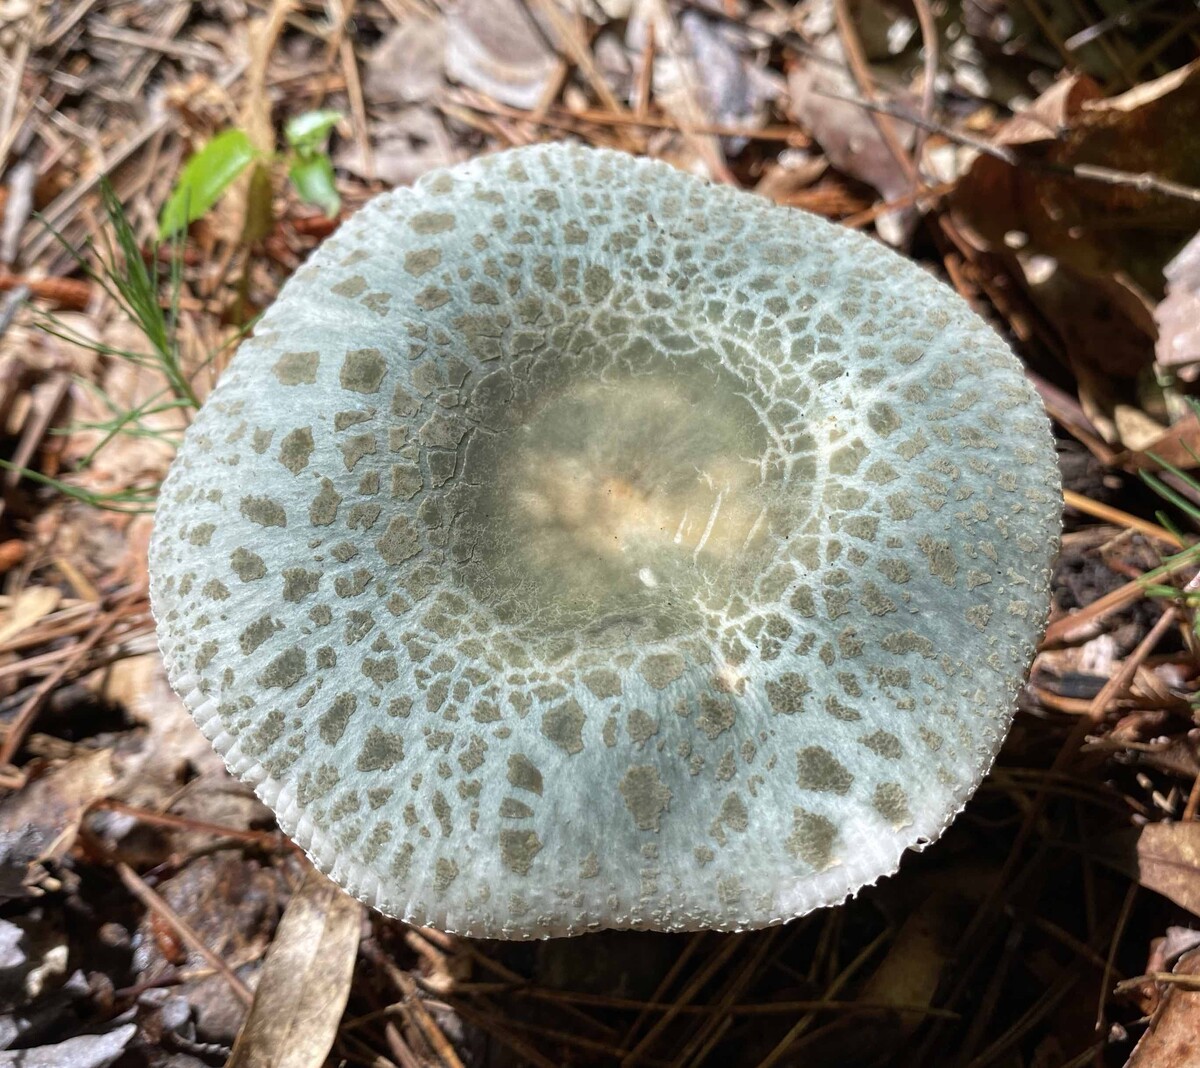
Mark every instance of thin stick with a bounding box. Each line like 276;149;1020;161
840;179;957;228
833;0;920;188
1096;882;1138;1029
1063;489;1185;548
87;798;300;852
1043;548;1200;646
621;935;743;1065
1182;766;1200;821
1085;608;1179;722
444;91;810;144
622;932;707;1050
1113;970;1200;995
371;948;466;1068
635;20;655;119
910;0;939;161
0;587;145;768
527;0;629;123
115;862;253;1005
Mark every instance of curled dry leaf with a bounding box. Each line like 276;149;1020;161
953;63;1200;297
227;868;362;1068
952;63;1200;456
951;61;1200;389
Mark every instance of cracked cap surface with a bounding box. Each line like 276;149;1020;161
149;142;1061;938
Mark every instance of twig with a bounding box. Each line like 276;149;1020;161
0;271;91;310
840;179;957;228
0;587;145;768
1097;883;1138;1029
1063;489;1185;549
367;944;466;1068
1042;548;1199;646
1113;969;1200;995
526;0;630;125
832;0;921;188
911;0;939;161
1084;607;1179;722
755;930;890;1068
446;999;561;1068
635;20;655;119
442;90;810;144
622;935;743;1066
670;930;780;1067
1182;765;1200;821
115;861;254;1006
622;932;708;1052
86;798;301;853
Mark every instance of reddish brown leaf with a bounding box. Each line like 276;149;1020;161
953;61;1200;295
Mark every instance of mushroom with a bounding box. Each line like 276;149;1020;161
149;143;1061;938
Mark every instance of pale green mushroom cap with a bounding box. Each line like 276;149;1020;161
148;143;1061;939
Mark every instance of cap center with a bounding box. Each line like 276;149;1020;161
450;354;792;646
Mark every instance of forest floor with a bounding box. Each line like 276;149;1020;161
3;1;1200;1066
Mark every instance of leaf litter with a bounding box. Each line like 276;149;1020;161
3;1;1200;1066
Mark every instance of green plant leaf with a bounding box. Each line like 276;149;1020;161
289;154;340;218
159;128;258;238
284;109;343;153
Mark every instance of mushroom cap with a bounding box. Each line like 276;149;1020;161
149;143;1061;939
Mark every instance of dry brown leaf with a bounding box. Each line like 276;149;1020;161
787;34;917;208
336;109;456;188
227;868;362;1068
856;890;963;1038
0;587;60;648
444;0;559;110
1157;230;1200;381
0;748;116;892
953;61;1200;293
1124;411;1200;471
1126;948;1200;1068
1136;822;1200;918
951;61;1200;398
363;15;446;107
653;10;781;137
991;73;1104;145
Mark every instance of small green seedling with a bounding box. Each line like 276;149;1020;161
0;181;245;512
158;109;343;239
